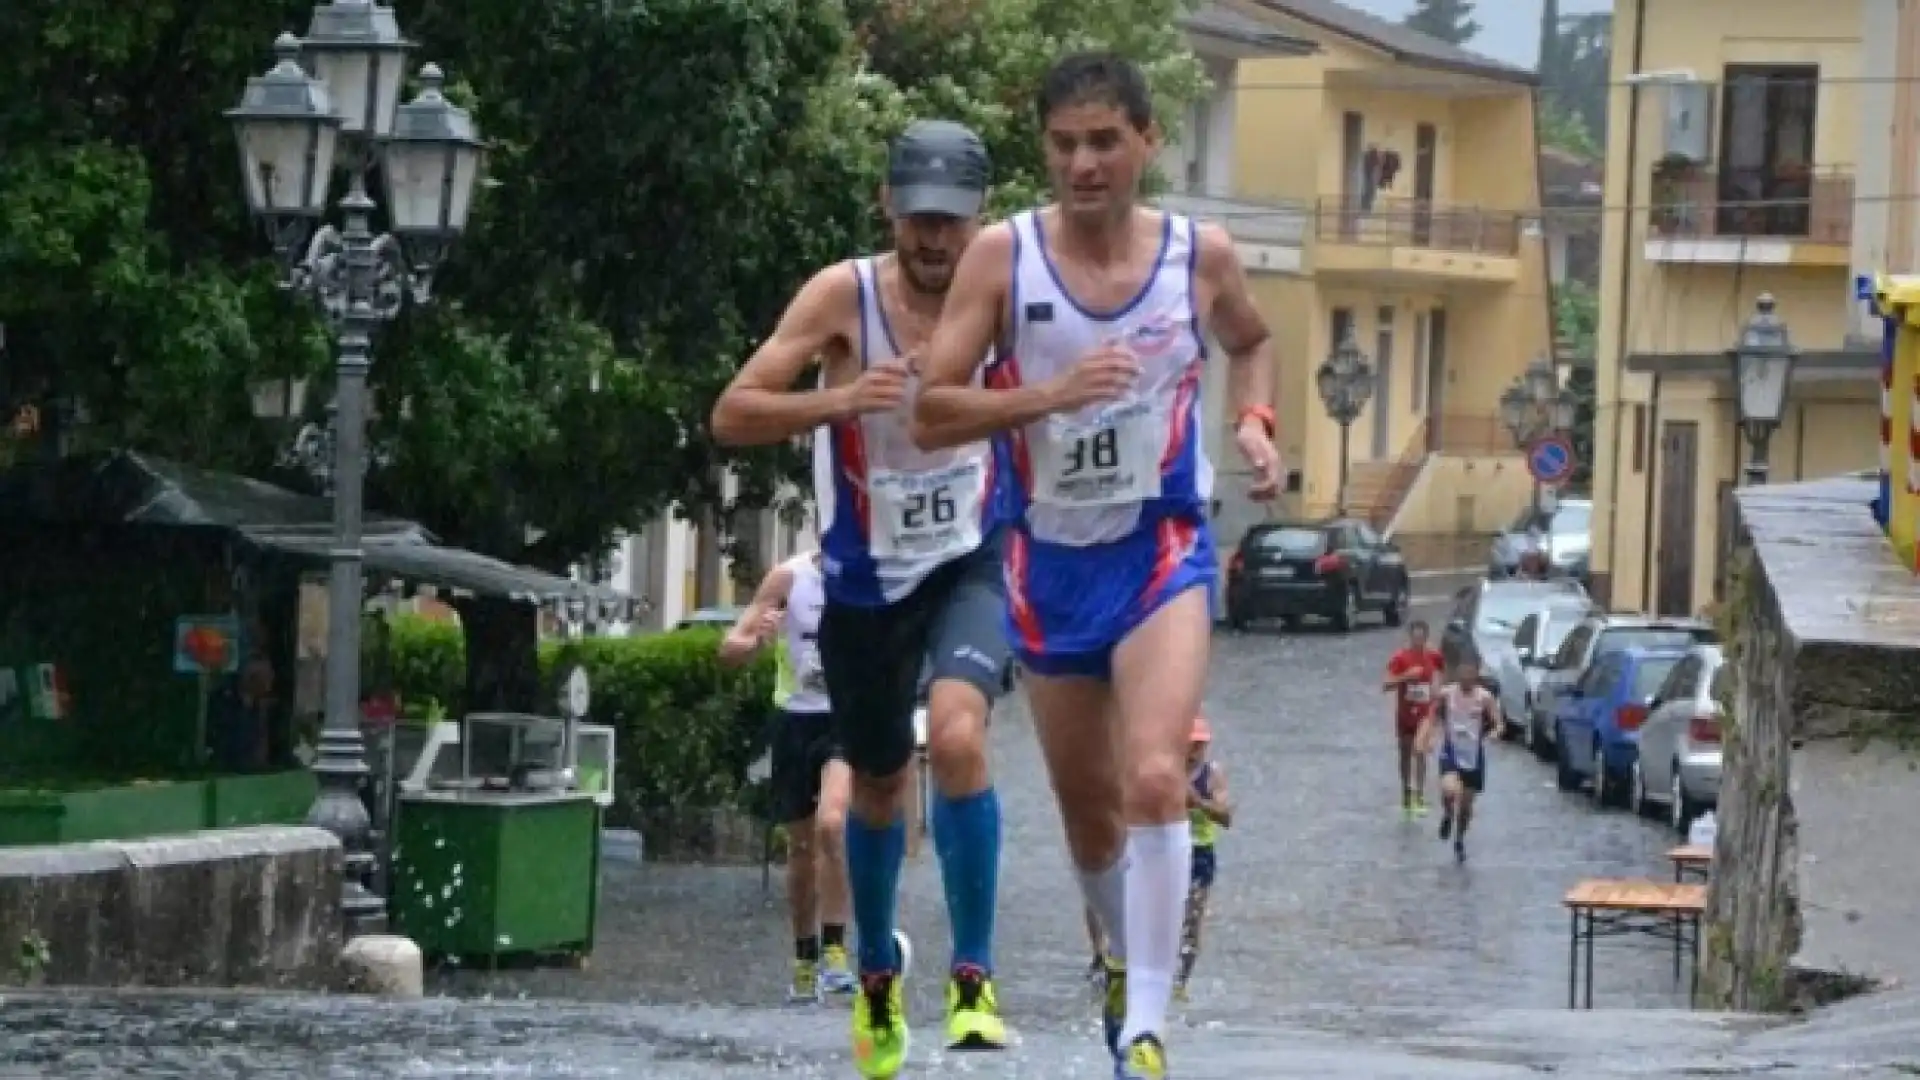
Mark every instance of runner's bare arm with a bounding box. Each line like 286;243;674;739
1197;223;1276;426
1482;691;1504;735
912;224;1060;450
1203;763;1234;828
711;264;857;447
718;563;794;666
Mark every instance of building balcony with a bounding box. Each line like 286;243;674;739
1645;164;1853;267
1310;197;1523;285
1159;191;1307;275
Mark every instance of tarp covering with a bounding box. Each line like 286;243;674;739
0;450;642;618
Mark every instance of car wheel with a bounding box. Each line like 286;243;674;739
1280;614;1301;631
1631;759;1654;819
1227;601;1249;633
1382;582;1408;627
1528;710;1554;761
1554;731;1581;792
1332;585;1359;633
1591;742;1622;810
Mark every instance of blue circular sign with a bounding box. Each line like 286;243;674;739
1527;434;1576;484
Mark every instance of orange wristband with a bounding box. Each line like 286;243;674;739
1236;404;1275;437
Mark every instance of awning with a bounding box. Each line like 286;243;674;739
1625;348;1880;381
243;527;646;623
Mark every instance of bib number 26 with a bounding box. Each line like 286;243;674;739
1062;429;1121;476
900;485;957;530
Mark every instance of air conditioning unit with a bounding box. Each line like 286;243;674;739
1661;81;1715;165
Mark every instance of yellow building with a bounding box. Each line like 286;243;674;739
1589;0;1882;616
1166;0;1552;558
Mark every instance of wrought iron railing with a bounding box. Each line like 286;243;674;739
1649;163;1853;244
1313;196;1522;256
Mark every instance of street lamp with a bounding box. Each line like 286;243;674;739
1498;353;1580;511
1728;292;1798;485
227;8;483;935
1316;327;1374;515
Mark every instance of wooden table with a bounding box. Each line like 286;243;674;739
1668;843;1713;883
1563;879;1706;1009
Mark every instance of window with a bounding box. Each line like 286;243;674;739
1578;654;1620;695
1412;311;1429;412
1331;307;1355;351
1717;64;1819;237
1549;503;1592;536
1513;614;1539;652
1656;656;1698;703
1249;527;1328;557
1553;623;1595;669
1632;405;1647;473
1630;656;1683;700
1356;523;1382;547
1708;659;1730;702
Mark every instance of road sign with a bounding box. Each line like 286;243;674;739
1527;433;1577;485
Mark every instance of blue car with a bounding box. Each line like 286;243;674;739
1553;646;1688;809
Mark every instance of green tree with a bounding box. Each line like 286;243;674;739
1553;279;1599;487
1401;0;1480;45
1538;100;1600;160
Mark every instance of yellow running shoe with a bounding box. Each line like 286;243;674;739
1101;958;1127;1057
944;964;1008;1050
820;944;857;995
850;931;913;1078
1120;1033;1168;1079
787;958;820;1004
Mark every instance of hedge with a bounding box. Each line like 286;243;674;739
385;615;775;820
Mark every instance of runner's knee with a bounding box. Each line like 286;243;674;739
1126;747;1187;813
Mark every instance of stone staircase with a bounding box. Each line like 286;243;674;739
1348;421;1429;530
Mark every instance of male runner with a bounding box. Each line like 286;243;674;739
1423;655;1502;862
909;51;1281;1080
1383;620;1445;818
1175;716;1230;1002
710;119;1013;1078
719;550;856;1000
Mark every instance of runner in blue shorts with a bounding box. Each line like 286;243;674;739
910;51;1283;1080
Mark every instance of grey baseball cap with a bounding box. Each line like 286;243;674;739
887;119;990;218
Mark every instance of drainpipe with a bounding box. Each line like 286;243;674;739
1602;0;1649;610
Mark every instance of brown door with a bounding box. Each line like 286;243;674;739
1413;123;1438;245
1655;421;1699;617
1424;309;1447;451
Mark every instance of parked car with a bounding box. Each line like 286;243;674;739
1490;594;1598;740
1526;613;1718;761
1488;498;1593;585
1634;644;1725;832
1552;646;1689;806
676;606;745;631
1224;518;1410;633
1439;579;1587;714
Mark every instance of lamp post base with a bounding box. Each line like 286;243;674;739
308;730;388;936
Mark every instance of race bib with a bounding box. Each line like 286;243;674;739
1448;721;1481;768
1032;399;1166;507
1405;682;1432;704
794;639;828;696
868;458;986;561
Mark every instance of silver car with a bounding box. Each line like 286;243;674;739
1492;595;1597;740
1632;643;1725;833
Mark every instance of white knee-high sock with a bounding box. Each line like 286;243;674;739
1076;843;1130;962
1120;821;1191;1046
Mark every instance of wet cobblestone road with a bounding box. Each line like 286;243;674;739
8;600;1920;1076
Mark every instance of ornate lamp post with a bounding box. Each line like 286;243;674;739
1316;327;1375;515
1728;293;1798;485
1498;354;1579;511
227;4;482;933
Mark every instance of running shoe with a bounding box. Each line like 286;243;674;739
1172;981;1190;1004
1413;794;1431;817
1117;1033;1168;1079
1438;814;1453;840
1454;838;1466;863
820;944;857;995
787;958;821;1004
851;930;913;1079
944;963;1009;1050
1100;957;1127;1058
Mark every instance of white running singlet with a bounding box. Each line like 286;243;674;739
779;554;831;714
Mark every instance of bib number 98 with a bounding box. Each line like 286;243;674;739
901;484;957;530
1062;429;1121;477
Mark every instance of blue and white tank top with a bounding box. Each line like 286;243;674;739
814;257;1001;606
991;210;1214;547
1439;684;1492;771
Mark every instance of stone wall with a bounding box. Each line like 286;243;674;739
0;825;341;989
1704;477;1920;1010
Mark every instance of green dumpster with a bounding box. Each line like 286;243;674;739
391;788;601;962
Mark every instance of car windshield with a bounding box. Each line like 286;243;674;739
1550;504;1592;536
1477;590;1564;633
1539;607;1589;652
1252;527;1328;557
1631;656;1683;700
1597;625;1716;656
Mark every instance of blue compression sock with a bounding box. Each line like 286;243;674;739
931;786;1003;974
845;815;907;974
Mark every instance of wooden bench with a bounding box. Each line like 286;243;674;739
1563;879;1707;1009
1667;843;1713;883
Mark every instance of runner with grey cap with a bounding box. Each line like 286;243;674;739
712;119;1014;1079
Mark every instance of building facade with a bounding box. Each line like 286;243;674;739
1167;0;1554;552
1590;0;1880;615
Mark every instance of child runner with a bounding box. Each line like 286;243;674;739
1424;656;1502;862
1175;716;1231;1002
1383;621;1445;818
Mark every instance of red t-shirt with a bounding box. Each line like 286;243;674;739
1387;647;1446;726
